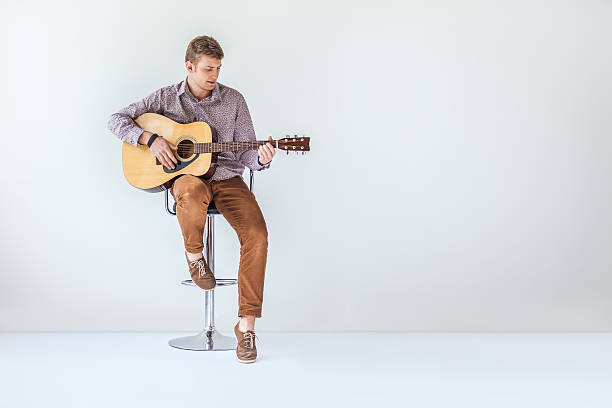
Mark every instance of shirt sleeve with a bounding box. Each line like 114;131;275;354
107;88;163;146
234;93;270;171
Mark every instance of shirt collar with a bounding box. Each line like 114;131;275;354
179;76;222;103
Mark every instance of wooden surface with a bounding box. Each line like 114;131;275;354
121;113;213;190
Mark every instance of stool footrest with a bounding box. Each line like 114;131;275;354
180;278;237;287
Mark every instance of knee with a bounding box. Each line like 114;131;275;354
173;176;207;202
242;221;268;247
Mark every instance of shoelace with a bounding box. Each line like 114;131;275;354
241;331;260;349
189;259;208;279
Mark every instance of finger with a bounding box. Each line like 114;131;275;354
159;155;170;169
166;149;178;164
161;146;176;163
160;152;174;168
165;152;177;167
258;147;268;163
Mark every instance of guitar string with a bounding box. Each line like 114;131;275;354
174;142;295;146
175;142;299;153
170;140;298;147
176;145;272;151
177;145;275;152
173;141;305;154
176;148;304;153
176;144;302;149
171;140;305;149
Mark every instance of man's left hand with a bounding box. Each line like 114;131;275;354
258;136;276;165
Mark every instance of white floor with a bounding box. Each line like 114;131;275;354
1;332;611;407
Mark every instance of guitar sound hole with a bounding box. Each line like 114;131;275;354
177;140;195;159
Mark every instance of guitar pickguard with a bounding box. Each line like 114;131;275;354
162;154;200;173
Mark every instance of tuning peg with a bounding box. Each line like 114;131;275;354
286;151;289;155
301;152;304;155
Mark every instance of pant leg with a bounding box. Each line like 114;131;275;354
210;176;268;318
170;175;212;253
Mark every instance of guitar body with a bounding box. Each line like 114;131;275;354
121;113;214;192
120;112;310;192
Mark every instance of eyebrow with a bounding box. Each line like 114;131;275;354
203;65;222;69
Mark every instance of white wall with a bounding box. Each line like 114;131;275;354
1;0;610;332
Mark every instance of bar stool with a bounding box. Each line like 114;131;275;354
165;170;255;351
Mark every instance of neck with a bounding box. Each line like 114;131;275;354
194;140;278;153
186;76;212;101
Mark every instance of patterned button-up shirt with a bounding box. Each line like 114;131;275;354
107;77;270;182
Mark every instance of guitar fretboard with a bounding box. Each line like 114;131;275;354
194;140;278;153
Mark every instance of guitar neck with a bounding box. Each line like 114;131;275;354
194;140;277;153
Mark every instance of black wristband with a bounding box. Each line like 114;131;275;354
146;133;160;148
258;157;267;166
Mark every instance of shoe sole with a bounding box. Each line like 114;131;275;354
193;282;217;291
237;357;256;364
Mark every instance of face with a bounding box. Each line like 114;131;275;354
186;54;222;91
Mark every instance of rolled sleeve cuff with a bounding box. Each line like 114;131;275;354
241;149;270;171
128;126;145;146
257;157;271;170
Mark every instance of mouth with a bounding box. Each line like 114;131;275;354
206;81;215;85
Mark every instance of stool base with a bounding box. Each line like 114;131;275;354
168;327;237;351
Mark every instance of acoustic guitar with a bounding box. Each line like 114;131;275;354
121;113;310;192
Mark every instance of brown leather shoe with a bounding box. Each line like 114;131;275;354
185;252;216;290
234;321;258;363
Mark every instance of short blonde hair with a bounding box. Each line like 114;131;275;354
185;35;224;64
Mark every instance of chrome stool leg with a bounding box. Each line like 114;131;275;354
169;214;238;351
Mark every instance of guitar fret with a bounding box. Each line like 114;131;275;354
195;140;268;153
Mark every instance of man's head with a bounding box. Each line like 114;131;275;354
185;35;224;92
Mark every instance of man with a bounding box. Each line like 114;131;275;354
107;35;275;363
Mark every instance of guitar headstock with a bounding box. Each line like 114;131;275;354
278;135;310;155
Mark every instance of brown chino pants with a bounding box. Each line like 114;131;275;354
170;174;268;318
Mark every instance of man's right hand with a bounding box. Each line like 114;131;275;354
139;131;178;169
